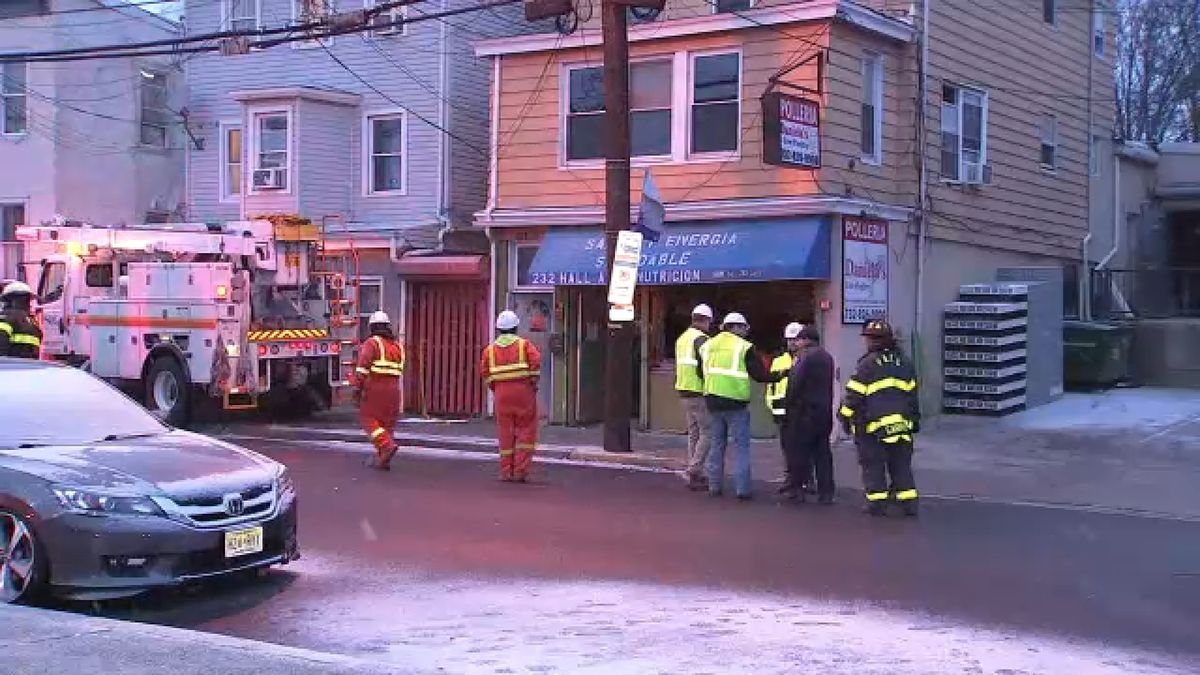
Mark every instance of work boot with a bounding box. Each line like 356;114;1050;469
901;500;919;517
365;456;391;472
817;494;835;506
686;474;708;491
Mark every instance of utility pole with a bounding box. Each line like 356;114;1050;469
600;0;633;453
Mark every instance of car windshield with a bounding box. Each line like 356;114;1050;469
0;364;167;448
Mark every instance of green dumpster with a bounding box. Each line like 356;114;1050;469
1062;321;1133;389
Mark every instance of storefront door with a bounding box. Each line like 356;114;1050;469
509;292;553;419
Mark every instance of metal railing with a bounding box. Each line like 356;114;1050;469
1091;267;1200;319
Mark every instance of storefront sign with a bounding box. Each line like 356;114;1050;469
841;217;888;324
525;216;832;286
607;229;643;306
761;92;821;169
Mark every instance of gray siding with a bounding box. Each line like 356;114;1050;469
297;98;355;219
184;0;517;238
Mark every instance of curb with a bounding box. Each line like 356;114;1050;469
229;424;686;472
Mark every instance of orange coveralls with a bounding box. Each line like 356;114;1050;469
480;334;542;481
351;334;405;469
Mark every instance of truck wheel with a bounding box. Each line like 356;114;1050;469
146;356;191;427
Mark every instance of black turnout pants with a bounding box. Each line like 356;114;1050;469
856;435;916;501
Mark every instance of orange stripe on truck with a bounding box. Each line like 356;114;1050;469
77;315;219;330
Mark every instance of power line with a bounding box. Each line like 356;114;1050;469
0;0;422;61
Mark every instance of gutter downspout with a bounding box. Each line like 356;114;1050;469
483;55;501;222
913;0;932;367
434;0;451;240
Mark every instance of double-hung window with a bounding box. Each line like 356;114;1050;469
356;277;384;338
1039;114;1057;170
690;52;740;155
564;50;740;164
139;70;170;147
1;63;26;136
225;0;258;31
220;123;242;201
366;113;405;194
295;0;335;46
860;53;883;164
940;84;987;183
1043;0;1055;25
251;112;289;191
1093;12;1105;58
367;0;406;36
566;60;673;161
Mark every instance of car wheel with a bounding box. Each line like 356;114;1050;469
146;356;191;427
0;510;46;604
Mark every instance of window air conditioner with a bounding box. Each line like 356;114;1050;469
252;168;287;190
962;162;983;185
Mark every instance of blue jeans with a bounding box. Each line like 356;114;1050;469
707;406;752;497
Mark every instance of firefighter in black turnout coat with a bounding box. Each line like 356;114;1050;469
839;320;922;517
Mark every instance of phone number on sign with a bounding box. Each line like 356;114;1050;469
844;306;885;323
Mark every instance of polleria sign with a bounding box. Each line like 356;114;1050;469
842;216;888;324
761;91;821;169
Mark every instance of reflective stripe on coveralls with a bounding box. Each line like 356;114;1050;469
368;336;405;376
674;327;705;394
699;332;752;402
0;322;40;347
484;336;539;383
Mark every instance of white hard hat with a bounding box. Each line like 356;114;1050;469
722;312;747;326
784;322;803;339
496;310;520;330
1;281;32;298
691;303;713;319
368;310;391;325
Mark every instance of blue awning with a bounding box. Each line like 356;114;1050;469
525;216;831;286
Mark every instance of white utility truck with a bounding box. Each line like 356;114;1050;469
16;219;360;425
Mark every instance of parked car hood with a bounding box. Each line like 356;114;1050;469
0;430;278;498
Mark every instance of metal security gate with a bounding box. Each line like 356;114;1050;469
405;281;488;416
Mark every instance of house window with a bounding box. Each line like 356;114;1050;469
690;52;740;155
226;0;258;31
356;277;384;338
860;53;883;164
367;0;405;36
566;60;672;161
295;0;334;46
1;204;25;241
1043;0;1055;24
255;113;288;170
139;70;169;147
1090;133;1102;177
1093;12;1105;57
712;0;753;13
940;84;988;183
2;63;27;135
367;113;405;194
1039;115;1057;169
220;123;242;201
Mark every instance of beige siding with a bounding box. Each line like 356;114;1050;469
495;21;912;210
922;0;1108;259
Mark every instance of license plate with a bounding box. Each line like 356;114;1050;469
224;526;264;558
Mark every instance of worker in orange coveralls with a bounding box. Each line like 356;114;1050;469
481;310;542;482
352;311;405;471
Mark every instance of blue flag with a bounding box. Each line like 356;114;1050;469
634;170;665;243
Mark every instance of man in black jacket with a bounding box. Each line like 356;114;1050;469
839;320;922;517
783;324;836;504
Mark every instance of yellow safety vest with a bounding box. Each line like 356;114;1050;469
674;327;706;394
699;331;752;402
765;352;793;417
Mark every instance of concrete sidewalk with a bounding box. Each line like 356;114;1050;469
212;387;1200;519
0;605;413;675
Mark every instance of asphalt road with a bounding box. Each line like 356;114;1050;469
62;435;1200;673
